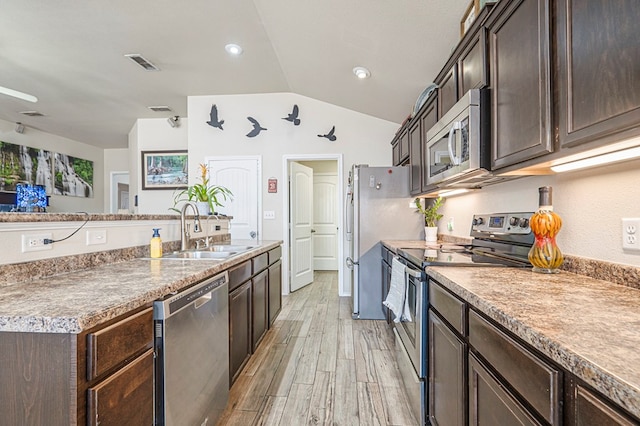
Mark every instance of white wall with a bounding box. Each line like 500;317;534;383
129;118;188;215
187;93;397;241
438;159;640;267
0;118;104;213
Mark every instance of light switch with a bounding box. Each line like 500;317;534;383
263;211;276;220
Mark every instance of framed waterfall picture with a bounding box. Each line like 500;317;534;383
141;150;188;190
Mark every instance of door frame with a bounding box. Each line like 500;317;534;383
205;155;262;241
109;171;129;214
282;154;344;296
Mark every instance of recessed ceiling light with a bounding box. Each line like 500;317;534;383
225;44;243;56
353;66;371;79
0;85;38;103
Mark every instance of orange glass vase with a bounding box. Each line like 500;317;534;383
528;187;563;274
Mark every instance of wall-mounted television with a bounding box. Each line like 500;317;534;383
16;184;49;212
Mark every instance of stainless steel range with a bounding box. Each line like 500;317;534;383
392;212;534;426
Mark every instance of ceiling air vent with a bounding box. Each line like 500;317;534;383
124;53;160;71
148;106;173;112
19;111;45;117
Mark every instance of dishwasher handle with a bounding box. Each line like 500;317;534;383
154;271;228;319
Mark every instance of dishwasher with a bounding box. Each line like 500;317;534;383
154;271;229;426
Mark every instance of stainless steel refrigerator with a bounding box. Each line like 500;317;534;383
346;164;423;320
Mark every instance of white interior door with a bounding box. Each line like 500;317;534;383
289;162;314;292
313;173;338;270
207;157;260;241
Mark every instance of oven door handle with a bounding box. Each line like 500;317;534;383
404;265;423;279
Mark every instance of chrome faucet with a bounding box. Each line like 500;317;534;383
180;202;202;251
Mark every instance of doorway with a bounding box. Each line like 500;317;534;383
283;154;344;296
110;171;129;213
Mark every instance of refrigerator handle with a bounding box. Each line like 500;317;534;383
345;187;353;241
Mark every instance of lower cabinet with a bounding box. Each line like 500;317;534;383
252;269;268;351
429;309;466;426
565;376;639;426
229;280;252;384
268;259;282;326
468;353;540;426
381;246;392;324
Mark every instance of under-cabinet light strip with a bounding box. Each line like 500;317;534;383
551;146;640;173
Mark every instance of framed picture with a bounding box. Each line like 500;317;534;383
460;0;480;36
141;150;188;190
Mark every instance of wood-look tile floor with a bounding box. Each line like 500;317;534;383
218;271;418;426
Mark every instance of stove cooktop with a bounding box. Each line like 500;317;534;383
398;245;531;269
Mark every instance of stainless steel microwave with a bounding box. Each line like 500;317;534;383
424;89;492;189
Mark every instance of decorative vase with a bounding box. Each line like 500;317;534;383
425;226;438;243
195;201;210;216
528;186;563;273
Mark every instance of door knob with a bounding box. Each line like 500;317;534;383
311;229;316;233
250;231;257;239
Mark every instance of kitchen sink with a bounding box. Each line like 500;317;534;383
160;244;258;260
162;251;234;260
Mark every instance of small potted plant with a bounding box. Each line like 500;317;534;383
171;163;232;215
416;196;444;242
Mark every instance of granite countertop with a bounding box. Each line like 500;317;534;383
0;212;231;222
382;240;640;419
0;240;281;334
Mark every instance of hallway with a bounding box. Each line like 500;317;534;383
218;271;417;425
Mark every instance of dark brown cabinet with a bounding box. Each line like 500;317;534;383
251;269;268;351
380;245;393;324
392;128;411;166
556;0;640;149
429;310;466;426
458;29;488;96
469;353;540;426
229;280;252;384
420;97;438;193
437;66;458;119
565;376;639;425
409;118;422;195
488;0;553;169
268;260;282;326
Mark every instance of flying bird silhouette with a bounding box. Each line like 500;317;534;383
282;104;301;126
246;117;267;137
317;126;337;141
206;104;224;130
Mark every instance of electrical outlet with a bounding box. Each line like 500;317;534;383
622;218;640;251
86;229;107;245
22;233;53;252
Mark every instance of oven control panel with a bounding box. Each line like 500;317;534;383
471;213;533;235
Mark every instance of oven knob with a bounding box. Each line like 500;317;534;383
519;218;530;228
473;217;484;226
509;217;519;226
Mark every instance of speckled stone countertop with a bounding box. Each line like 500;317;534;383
0;212;231;222
382;240;640;419
0;240;281;334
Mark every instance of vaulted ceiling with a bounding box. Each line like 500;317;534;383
0;0;470;149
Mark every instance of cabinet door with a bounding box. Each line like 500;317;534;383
458;28;488;95
399;129;410;165
392;141;401;166
409;119;422;195
566;378;638;426
429;309;466;426
252;270;268;351
381;259;391;324
229;281;251;384
469;353;541;426
421;98;438;192
438;66;458;119
268;259;282;326
87;348;154;426
557;0;640;148
489;0;553;169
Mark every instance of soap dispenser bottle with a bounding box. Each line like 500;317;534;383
150;228;163;258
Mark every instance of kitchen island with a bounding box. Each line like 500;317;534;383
0;240;281;425
383;240;640;423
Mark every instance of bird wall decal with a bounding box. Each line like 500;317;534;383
318;125;337;141
246;117;267;137
282;104;301;125
206;104;224;130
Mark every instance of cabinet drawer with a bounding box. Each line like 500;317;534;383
87;348;154;426
253;252;268;274
86;307;153;381
468;309;561;424
229;260;251;292
268;246;282;265
429;280;466;335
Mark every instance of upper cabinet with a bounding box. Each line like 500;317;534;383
556;0;640;149
392;127;410;166
488;0;553;170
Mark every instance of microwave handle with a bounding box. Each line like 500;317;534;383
447;121;462;165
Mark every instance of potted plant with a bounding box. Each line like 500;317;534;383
171;163;232;215
416;196;444;242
